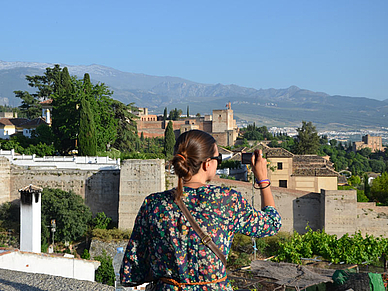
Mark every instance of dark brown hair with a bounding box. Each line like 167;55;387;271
171;130;217;200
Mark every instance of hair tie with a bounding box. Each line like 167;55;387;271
176;154;186;161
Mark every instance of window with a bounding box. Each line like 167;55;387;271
277;162;283;170
279;180;287;188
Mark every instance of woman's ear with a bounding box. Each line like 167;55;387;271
202;160;209;172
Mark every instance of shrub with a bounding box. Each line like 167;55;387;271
92;212;112;230
95;250;115;286
81;249;91;260
92;228;132;242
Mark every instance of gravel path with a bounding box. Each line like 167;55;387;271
0;268;114;291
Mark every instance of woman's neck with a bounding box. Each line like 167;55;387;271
183;180;207;188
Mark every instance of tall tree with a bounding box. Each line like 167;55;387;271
294;121;320;155
187;105;189;117
370;172;388;205
79;96;97;156
51;67;79;152
164;121;175;158
163;107;167;121
13;90;41;119
112;101;139;152
41;188;92;243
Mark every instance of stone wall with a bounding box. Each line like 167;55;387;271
118;159;165;230
210;177;321;234
2;157;388;238
9;165;120;222
0;157;10;204
356;202;388;237
320;190;358;237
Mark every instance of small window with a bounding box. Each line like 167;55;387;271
279;180;287;188
277;162;283;170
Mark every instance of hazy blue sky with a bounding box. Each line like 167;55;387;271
1;0;387;100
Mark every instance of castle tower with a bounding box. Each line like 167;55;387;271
19;185;43;253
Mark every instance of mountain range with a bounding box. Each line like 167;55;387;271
0;60;387;131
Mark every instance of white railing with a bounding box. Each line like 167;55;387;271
0;149;120;170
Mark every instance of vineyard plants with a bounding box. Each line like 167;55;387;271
274;227;388;265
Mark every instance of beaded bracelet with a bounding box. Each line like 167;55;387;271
254;179;271;190
256;178;270;184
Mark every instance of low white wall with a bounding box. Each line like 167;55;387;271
0;250;100;282
0;149;120;170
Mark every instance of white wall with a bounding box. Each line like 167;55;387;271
0;250;100;282
0;150;120;171
20;192;41;253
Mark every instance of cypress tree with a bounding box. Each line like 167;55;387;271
187;105;189;117
163;107;167;121
164;120;175;158
79;96;97;156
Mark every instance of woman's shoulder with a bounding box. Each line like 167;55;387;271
205;184;241;198
142;189;174;206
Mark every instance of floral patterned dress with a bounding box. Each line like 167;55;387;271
120;185;282;290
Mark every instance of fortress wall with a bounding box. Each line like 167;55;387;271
211;177;321;234
356;202;388;237
118;159;165;230
321;190;357;237
0;157;11;204
9;167;120;222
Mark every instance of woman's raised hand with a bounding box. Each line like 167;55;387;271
251;149;268;181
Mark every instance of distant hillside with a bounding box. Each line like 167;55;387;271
0;60;387;130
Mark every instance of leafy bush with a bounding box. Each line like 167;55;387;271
218;160;241;170
274;227;388;265
41;188;93;243
92;212;112;230
92;228;132;242
81;249;91;260
95;250;115;286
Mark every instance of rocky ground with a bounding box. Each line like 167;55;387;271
0;268;114;291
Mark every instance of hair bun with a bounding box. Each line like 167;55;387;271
175;153;186;161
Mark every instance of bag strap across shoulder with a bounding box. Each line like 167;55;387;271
175;198;227;266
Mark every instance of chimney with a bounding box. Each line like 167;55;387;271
19;185;43;253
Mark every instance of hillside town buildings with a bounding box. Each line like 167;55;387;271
136;102;238;146
353;134;386;153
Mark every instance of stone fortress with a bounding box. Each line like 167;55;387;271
0;100;387;238
136;102;238;147
1;156;388;239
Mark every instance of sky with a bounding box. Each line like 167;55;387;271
1;0;387;101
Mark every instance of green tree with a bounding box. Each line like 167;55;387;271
41;188;92;243
163;107;167;121
294;121;320;155
90;83;117;151
79;96;97;156
112;101;139;152
31;124;56;146
187;105;189;117
13;91;41;119
51;67;79;152
92;212;112;230
168;108;182;120
164;121;175;158
370;172;388;205
95;250;115;286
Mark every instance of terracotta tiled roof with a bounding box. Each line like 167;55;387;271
292;155;339;177
20;117;48;128
230;152;242;161
0;118;29;126
338;175;348;184
40;99;53;105
218;146;233;155
292;166;339;177
244;143;294;157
